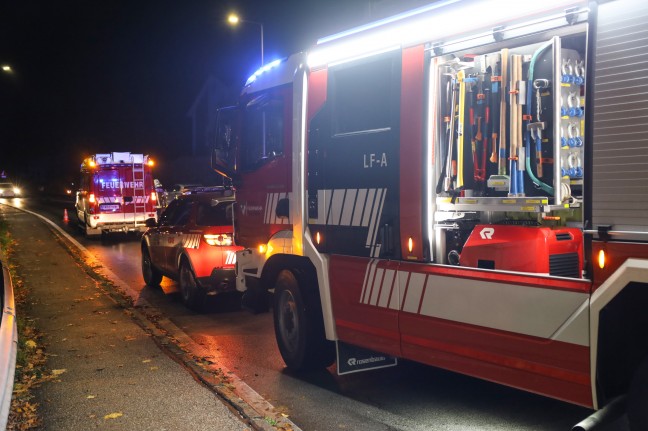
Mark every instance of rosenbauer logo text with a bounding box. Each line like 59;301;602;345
347;356;387;367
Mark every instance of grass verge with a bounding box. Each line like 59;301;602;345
1;215;50;430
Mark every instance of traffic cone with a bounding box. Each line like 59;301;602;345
63;209;69;222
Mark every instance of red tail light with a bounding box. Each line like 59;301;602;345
203;234;233;246
89;193;96;203
151;191;157;202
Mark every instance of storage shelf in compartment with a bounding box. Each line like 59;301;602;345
436;196;572;213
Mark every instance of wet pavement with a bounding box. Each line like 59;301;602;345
1;204;252;430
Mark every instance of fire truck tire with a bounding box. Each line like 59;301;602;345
141;247;162;287
627;356;648;431
273;269;335;371
179;260;205;311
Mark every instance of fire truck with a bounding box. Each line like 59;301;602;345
76;152;158;237
212;0;648;428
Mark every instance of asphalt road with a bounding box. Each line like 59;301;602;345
5;196;632;431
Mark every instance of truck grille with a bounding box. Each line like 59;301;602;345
549;253;580;278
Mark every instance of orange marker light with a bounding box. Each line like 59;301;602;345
89;193;96;203
147;159;155;167
408;237;414;253
89;160;96;168
151;191;157;202
316;232;321;245
598;249;606;269
258;244;267;254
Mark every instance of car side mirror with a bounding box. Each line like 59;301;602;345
145;218;157;228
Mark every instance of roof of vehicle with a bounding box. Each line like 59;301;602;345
176;189;234;203
171;183;202;188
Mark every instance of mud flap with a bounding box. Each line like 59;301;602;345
85;225;102;237
336;341;397;375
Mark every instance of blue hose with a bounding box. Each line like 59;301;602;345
525;41;554;195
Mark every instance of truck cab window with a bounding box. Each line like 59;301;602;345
330;54;396;135
241;93;284;171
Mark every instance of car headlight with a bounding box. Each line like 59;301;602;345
13;187;20;195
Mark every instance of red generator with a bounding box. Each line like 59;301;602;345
459;225;583;278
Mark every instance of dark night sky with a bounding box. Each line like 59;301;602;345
0;0;425;186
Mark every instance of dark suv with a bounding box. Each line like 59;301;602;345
141;190;242;310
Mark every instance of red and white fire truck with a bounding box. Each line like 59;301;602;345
213;0;648;428
76;152;158;237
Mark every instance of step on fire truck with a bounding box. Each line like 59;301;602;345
76;152;158;237
212;0;648;428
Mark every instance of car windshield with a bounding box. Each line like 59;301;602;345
196;201;233;227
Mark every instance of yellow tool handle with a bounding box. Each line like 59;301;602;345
457;70;466;188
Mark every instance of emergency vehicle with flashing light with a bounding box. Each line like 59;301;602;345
75;152;158;237
140;188;242;310
212;0;648;429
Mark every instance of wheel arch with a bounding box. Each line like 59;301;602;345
176;250;194;273
260;254;317;294
590;259;648;409
260;253;337;342
141;237;151;253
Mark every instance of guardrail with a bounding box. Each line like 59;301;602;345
0;259;17;430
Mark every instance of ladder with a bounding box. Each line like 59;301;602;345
131;154;147;227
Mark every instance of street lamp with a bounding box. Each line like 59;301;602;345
227;13;264;66
1;65;13;74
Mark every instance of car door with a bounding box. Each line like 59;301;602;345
147;199;180;268
163;199;194;275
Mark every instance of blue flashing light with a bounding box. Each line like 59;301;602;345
245;59;284;86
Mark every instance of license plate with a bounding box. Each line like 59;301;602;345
100;204;120;211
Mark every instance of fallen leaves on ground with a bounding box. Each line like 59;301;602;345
24;340;37;349
104;412;123;420
5;264;51;431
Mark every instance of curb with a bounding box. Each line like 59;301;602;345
2;203;300;431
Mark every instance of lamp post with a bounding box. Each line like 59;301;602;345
227;13;264;66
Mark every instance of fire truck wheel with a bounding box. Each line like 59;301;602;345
273;269;335;371
141;247;162;287
179;260;205;311
628;356;648;431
